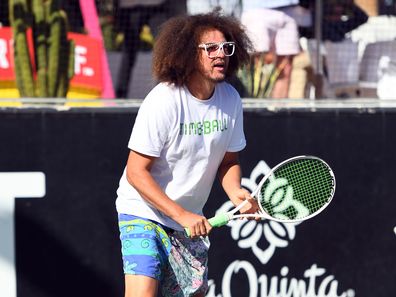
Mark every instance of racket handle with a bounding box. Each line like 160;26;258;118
208;213;230;227
184;213;230;237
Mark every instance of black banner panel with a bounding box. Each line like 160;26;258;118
0;106;395;297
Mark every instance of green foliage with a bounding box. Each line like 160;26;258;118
10;0;35;97
9;0;75;98
237;53;282;98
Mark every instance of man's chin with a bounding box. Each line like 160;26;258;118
211;75;226;83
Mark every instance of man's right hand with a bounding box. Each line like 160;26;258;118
177;211;212;238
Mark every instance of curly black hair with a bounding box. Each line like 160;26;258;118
152;10;253;86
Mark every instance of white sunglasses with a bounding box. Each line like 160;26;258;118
198;41;236;58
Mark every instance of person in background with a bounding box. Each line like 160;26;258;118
240;0;301;98
300;0;368;42
297;0;368;98
186;0;242;18
115;10;259;297
0;0;9;27
114;0;186;98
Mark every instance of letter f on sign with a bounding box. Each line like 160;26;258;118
0;172;46;297
0;39;10;69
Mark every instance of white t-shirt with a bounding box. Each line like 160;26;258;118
116;82;246;231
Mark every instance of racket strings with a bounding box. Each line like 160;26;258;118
260;159;335;220
293;160;333;212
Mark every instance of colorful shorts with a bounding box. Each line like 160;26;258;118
118;214;209;296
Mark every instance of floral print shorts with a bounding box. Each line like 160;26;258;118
118;214;209;296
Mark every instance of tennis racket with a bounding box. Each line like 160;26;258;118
185;155;335;236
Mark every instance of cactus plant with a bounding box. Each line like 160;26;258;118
9;0;75;98
237;53;284;98
32;0;48;97
10;0;35;97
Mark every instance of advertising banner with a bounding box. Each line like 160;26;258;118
0;27;103;99
0;27;16;81
0;107;395;297
0;27;34;100
68;32;103;97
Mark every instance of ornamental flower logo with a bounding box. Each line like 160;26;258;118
261;176;309;220
216;160;300;264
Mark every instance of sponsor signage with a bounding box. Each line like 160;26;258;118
0;173;46;297
206;161;354;297
68;32;102;94
0;27;15;81
0;28;102;96
0;27;34;82
0;108;395;297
